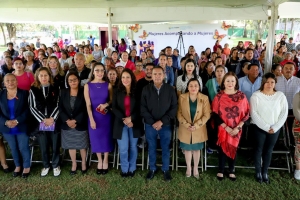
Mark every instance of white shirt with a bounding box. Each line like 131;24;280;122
250;91;288;132
275;76;300;109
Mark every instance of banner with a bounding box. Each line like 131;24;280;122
132;24;228;57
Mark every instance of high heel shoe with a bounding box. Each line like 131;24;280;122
102;169;108;175
13;171;21;177
216;173;224;181
262;173;270;184
2;165;10;173
96;169;103;175
256;173;262;183
70;170;77;175
22;172;30;179
81;169;88;175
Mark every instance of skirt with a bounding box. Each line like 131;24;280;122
61;129;89;149
180;141;204;151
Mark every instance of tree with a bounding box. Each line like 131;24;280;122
253;20;269;42
0;23;6;45
6;23;17;40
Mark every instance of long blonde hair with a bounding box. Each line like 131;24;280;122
46;56;65;76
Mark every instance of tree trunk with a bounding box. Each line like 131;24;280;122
0;23;7;45
291;18;295;35
5;23;16;40
243;20;248;38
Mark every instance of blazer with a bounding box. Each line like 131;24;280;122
59;88;87;131
112;89;143;140
177;92;211;144
0;89;29;133
32;60;40;74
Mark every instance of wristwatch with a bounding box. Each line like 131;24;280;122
237;126;242;131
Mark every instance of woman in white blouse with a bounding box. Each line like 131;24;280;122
250;72;288;184
176;58;203;96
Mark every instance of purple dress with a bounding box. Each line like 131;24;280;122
88;82;113;153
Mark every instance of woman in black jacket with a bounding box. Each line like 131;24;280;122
59;71;88;175
29;67;60;177
0;74;30;178
112;68;143;177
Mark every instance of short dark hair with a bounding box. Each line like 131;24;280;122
247;63;259;70
259;72;277;91
245;48;254;54
145;63;155;68
283;61;296;69
159;54;167;59
165;46;172;49
152;66;164;73
6;42;13;46
215;65;226;72
220;72;239;91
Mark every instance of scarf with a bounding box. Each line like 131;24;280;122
212;90;249;159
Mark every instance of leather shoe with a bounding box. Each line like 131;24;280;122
70;170;77;175
262;173;270;184
96;169;103;175
128;171;135;177
121;172;128;178
146;170;155;180
102;169;108;175
217;173;224;181
163;171;172;182
81;169;87;175
256;173;262;183
3;167;10;173
22;172;30;179
13;171;21;177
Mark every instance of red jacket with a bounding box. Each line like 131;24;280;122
124;60;136;71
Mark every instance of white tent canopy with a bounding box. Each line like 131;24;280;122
0;0;297;24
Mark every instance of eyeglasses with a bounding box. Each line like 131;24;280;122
68;78;78;83
136;65;143;67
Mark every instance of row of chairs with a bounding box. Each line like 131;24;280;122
4;119;294;173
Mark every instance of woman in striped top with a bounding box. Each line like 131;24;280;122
29;67;61;177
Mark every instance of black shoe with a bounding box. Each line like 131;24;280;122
3;167;10;173
163;171;172;182
13;171;21;177
70;170;77;175
256;173;262;183
128;171;135;177
228;173;237;182
262;173;270;184
22;173;30;179
121;172;128;178
81;169;87;175
146;170;155;180
217;173;224;181
96;169;103;175
102;169;108;175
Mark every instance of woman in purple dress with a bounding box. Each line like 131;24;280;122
84;62;113;175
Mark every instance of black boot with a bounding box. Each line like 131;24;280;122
256;173;262;183
262;173;270;184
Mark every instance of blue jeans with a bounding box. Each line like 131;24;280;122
117;126;138;173
145;124;171;171
3;133;31;168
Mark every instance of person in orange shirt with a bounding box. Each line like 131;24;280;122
223;43;231;57
134;60;145;81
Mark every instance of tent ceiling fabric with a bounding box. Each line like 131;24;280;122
0;0;294;24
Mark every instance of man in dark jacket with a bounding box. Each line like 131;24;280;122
140;66;177;182
235;48;263;78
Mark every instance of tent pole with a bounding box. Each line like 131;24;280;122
265;4;278;73
108;7;113;48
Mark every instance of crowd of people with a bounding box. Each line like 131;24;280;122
0;34;299;185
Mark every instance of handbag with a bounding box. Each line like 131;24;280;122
39;122;55;132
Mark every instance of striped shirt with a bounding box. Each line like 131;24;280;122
275;76;300;109
29;86;59;122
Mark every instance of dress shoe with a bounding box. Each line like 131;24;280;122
22;173;30;179
13;171;21;177
121;172;128;178
228;173;237;182
256;173;262;183
146;170;155;180
3;167;10;173
262;173;270;184
217;173;224;181
163;171;172;182
81;169;88;175
96;169;103;175
128;171;135;177
70;170;77;175
102;169;108;175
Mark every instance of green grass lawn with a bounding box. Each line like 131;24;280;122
0;150;300;200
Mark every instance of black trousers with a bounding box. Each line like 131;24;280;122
254;125;280;174
218;146;236;173
37;131;61;168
